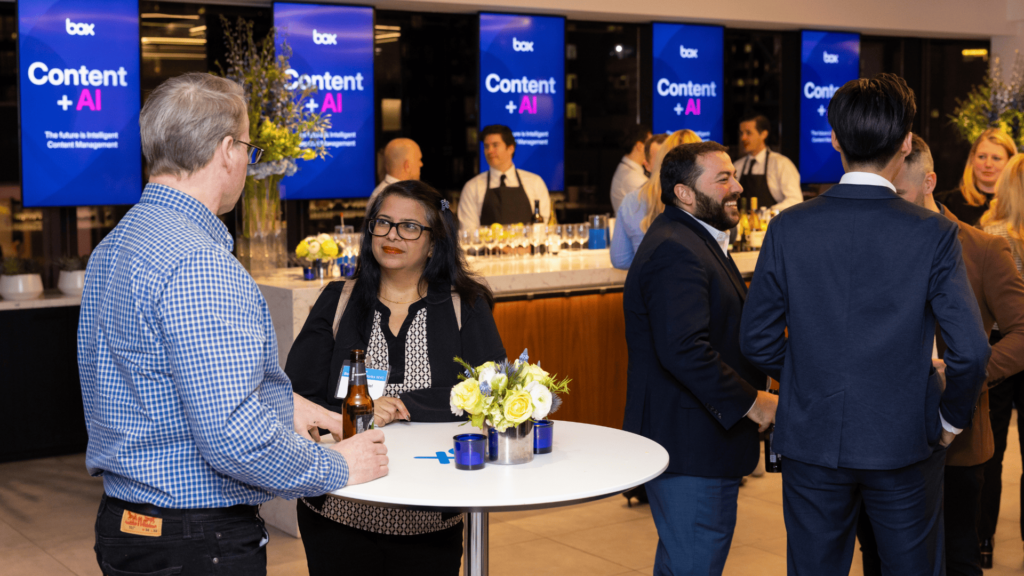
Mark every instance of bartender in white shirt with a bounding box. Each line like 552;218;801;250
458;125;550;230
369;138;423;202
733;114;803;210
609;124;652;213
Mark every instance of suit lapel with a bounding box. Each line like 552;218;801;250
665;208;747;301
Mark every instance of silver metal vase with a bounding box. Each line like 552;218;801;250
487;421;534;465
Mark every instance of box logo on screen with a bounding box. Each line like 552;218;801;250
512;37;534;52
312;29;337;45
652;23;723;142
275;3;375;199
19;0;142;207
479;13;565;190
66;18;96;35
799;30;860;183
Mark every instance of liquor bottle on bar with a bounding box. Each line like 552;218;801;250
343;349;375;438
764;386;782;473
737;198;750;251
749;197;763;232
532;200;545;224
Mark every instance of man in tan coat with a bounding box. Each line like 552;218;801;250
858;135;1024;576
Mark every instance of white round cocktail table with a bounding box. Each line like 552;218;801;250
325;420;669;576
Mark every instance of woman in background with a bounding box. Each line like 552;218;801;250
977;153;1024;566
935;127;1016;225
610;129;702;270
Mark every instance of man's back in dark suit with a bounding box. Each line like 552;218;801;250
739;73;990;576
741;183;990;470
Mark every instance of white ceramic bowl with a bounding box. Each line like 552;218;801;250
58;270;86;296
0;274;44;301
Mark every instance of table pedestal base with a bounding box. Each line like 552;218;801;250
463;511;489;576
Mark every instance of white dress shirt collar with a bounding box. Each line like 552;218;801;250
621;156;644;174
839;171;897;192
679;208;730;256
746;147;768;168
383;174;400;185
488;164;518;187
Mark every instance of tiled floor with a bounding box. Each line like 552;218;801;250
2;416;1022;576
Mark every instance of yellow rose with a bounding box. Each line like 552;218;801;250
523;364;549;383
451;380;485;415
503;390;534;425
321;239;339;259
295;240;310;258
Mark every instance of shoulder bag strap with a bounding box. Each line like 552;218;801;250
332;280;357;338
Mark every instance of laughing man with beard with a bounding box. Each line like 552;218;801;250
622;142;778;575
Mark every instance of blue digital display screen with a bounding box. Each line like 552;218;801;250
479;13;565;191
652;23;723;144
799;31;860;184
274;3;375;199
18;0;142;207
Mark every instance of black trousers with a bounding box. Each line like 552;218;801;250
979;367;1024;541
859;463;986;576
296;500;463;576
94;494;267;576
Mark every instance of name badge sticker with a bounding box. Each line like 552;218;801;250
334;361;351;399
120;509;162;537
366;367;389;399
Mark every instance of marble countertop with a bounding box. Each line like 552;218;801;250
0;291;81;312
254;248;760;298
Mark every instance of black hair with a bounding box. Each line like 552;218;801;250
740;114;770;136
354;181;495;325
480;125;516;149
644;134;668;163
660;142;729;206
623;124;653;153
828;73;916;169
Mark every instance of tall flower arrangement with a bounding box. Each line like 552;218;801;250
218;16;331;274
951;53;1024;151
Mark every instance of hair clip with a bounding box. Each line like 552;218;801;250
440;199;450;212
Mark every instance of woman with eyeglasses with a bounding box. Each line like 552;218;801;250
284;180;507;576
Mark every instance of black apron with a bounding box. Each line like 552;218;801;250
740;150;777;209
480;168;534;226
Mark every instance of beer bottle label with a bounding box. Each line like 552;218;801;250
354;413;374;434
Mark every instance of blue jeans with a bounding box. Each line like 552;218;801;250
645;473;742;576
94;495;268;576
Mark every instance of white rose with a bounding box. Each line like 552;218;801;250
526;381;552;420
307;241;321;257
478;366;497;386
490;374;509;394
317;233;332;244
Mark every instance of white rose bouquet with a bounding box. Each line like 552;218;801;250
450;349;571;432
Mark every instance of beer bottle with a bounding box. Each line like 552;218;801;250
343;349;375;438
764;387;782;473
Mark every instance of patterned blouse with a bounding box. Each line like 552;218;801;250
983;220;1024;333
302;300;464;535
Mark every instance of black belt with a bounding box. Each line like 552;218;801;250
103;494;259;520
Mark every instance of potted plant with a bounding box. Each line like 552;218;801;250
0;257;44;301
57;255;89;296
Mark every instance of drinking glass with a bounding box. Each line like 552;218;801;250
577;223;590;250
547;225;560;255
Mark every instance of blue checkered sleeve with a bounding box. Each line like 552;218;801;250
159;248;348;499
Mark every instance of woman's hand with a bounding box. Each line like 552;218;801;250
373;396;411;428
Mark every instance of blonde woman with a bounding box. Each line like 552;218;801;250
935;127;1016;225
610;129;701;269
976;153;1024;561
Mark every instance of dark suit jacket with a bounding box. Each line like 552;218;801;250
623;206;764;478
937;206;1024;467
740;182;990;470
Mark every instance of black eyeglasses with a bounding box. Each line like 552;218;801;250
237;140;264;164
367;218;432;240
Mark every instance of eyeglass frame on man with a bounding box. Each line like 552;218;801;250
237;140;264;165
367;218;433;241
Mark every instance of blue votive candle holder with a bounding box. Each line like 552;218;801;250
453;434;487;470
534;420;554;454
302;266;315;281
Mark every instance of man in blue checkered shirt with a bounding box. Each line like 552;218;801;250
79;73;389;576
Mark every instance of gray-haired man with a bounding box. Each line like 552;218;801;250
79;72;388;575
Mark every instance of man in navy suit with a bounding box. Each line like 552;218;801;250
623;141;779;575
740;73;991;575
